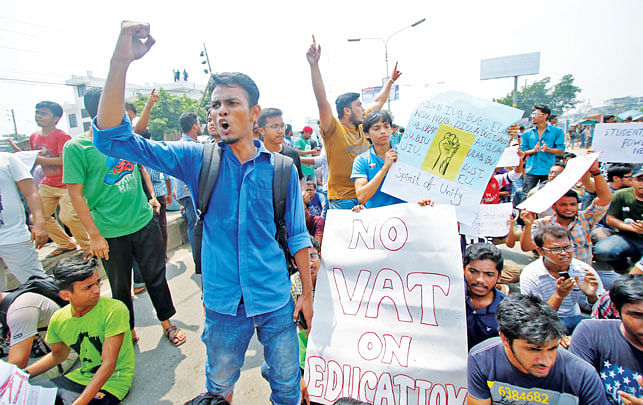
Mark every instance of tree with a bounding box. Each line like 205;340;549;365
494;74;582;117
132;89;206;141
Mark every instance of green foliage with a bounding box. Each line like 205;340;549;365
132;89;206;141
495;74;582;117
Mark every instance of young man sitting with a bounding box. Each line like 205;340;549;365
26;257;134;404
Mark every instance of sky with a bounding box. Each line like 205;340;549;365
1;0;642;136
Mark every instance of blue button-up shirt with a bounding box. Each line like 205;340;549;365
175;134;197;201
146;167;167;197
92;115;311;316
520;124;566;175
350;145;405;208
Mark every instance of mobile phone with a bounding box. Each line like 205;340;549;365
559;271;570;280
297;312;308;330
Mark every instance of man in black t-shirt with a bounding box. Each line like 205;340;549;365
258;108;304;188
468;294;608;405
570;274;643;404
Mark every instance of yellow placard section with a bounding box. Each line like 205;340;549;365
420;124;476;181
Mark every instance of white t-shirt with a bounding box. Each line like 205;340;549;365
0;152;32;245
6;292;61;346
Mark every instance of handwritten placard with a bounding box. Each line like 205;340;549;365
518;153;599;214
381;91;523;224
592;123;643;163
0;360;57;404
305;204;468;405
496;146;520;168
459;203;513;237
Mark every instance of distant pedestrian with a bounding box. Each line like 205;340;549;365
183;69;188;81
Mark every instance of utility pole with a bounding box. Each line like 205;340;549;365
9;108;18;136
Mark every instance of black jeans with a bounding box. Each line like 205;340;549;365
35;376;121;404
102;217;176;329
523;173;549;195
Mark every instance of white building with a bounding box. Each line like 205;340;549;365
63;71;205;137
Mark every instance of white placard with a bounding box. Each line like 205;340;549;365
496;146;520;167
592;123;643;163
14;151;40;171
517;153;599;214
305;203;468;405
381;90;523;225
0;360;57;404
459;203;513;237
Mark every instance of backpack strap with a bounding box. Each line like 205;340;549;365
272;153;292;225
194;142;222;274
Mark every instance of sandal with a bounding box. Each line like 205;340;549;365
164;325;186;347
46;246;77;258
133;286;147;295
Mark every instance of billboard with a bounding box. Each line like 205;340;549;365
480;52;540;80
362;84;399;104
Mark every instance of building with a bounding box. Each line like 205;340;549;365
63;71;204;137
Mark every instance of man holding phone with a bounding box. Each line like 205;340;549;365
520;223;604;334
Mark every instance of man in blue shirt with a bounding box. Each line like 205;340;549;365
463;243;506;350
92;21;313;405
520;104;566;194
350;110;404;208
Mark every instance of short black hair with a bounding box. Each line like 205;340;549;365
609;274;643;313
463;243;503;272
184;392;230;405
533;104;551;119
335;92;360;119
333;398;371;405
179;112;199;133
310;235;321;253
560;189;580;202
257;108;282;128
548;114;557;122
35;101;63;118
83;87;102;120
607;164;633;182
125;102;137;116
560;152;576;161
603;115;615;122
284;123;293;136
497;294;564;346
53;257;98;292
362;110;393;134
551;162;566;171
211;72;260;107
533;223;570;248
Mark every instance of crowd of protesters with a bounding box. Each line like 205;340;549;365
0;21;641;405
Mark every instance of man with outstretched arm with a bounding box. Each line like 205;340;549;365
93;21;313;404
306;35;401;210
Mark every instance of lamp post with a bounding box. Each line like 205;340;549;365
197;44;214;117
348;18;426;110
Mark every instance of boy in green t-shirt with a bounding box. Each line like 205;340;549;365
26;257;135;404
295;126;317;182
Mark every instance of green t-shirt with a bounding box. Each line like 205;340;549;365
62;134;153;238
607;187;643;239
294;137;315;176
46;297;134;400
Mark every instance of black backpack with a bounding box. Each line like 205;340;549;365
0;275;67;338
193;142;297;276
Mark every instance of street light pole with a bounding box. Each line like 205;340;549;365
10;109;18;136
348;18;426;110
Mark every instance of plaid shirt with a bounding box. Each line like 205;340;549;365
532;201;608;264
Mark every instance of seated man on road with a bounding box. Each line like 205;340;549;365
463;243;506;350
520;223;605;334
569;274;643;404
467;294;608;405
26;257;135;404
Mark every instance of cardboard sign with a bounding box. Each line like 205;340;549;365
496;146;520;168
459;203;513;237
592;123;643;163
381;91;523;224
517;153;599;214
305;204;468;405
0;360;57;404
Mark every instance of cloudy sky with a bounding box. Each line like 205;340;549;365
1;0;641;135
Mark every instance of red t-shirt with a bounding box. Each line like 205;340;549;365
482;172;512;204
30;129;71;188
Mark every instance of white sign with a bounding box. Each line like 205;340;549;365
592;123;643;163
518;153;599;214
480;52;541;80
0;361;57;404
14;151;40;171
305;204;468;405
496;146;520;168
459;203;513;237
381;91;523;225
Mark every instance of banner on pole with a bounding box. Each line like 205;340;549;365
305;203;468;405
381;91;523;225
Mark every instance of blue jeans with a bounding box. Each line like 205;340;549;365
594;233;643;272
328;198;359;210
179;196;197;248
202;300;300;405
